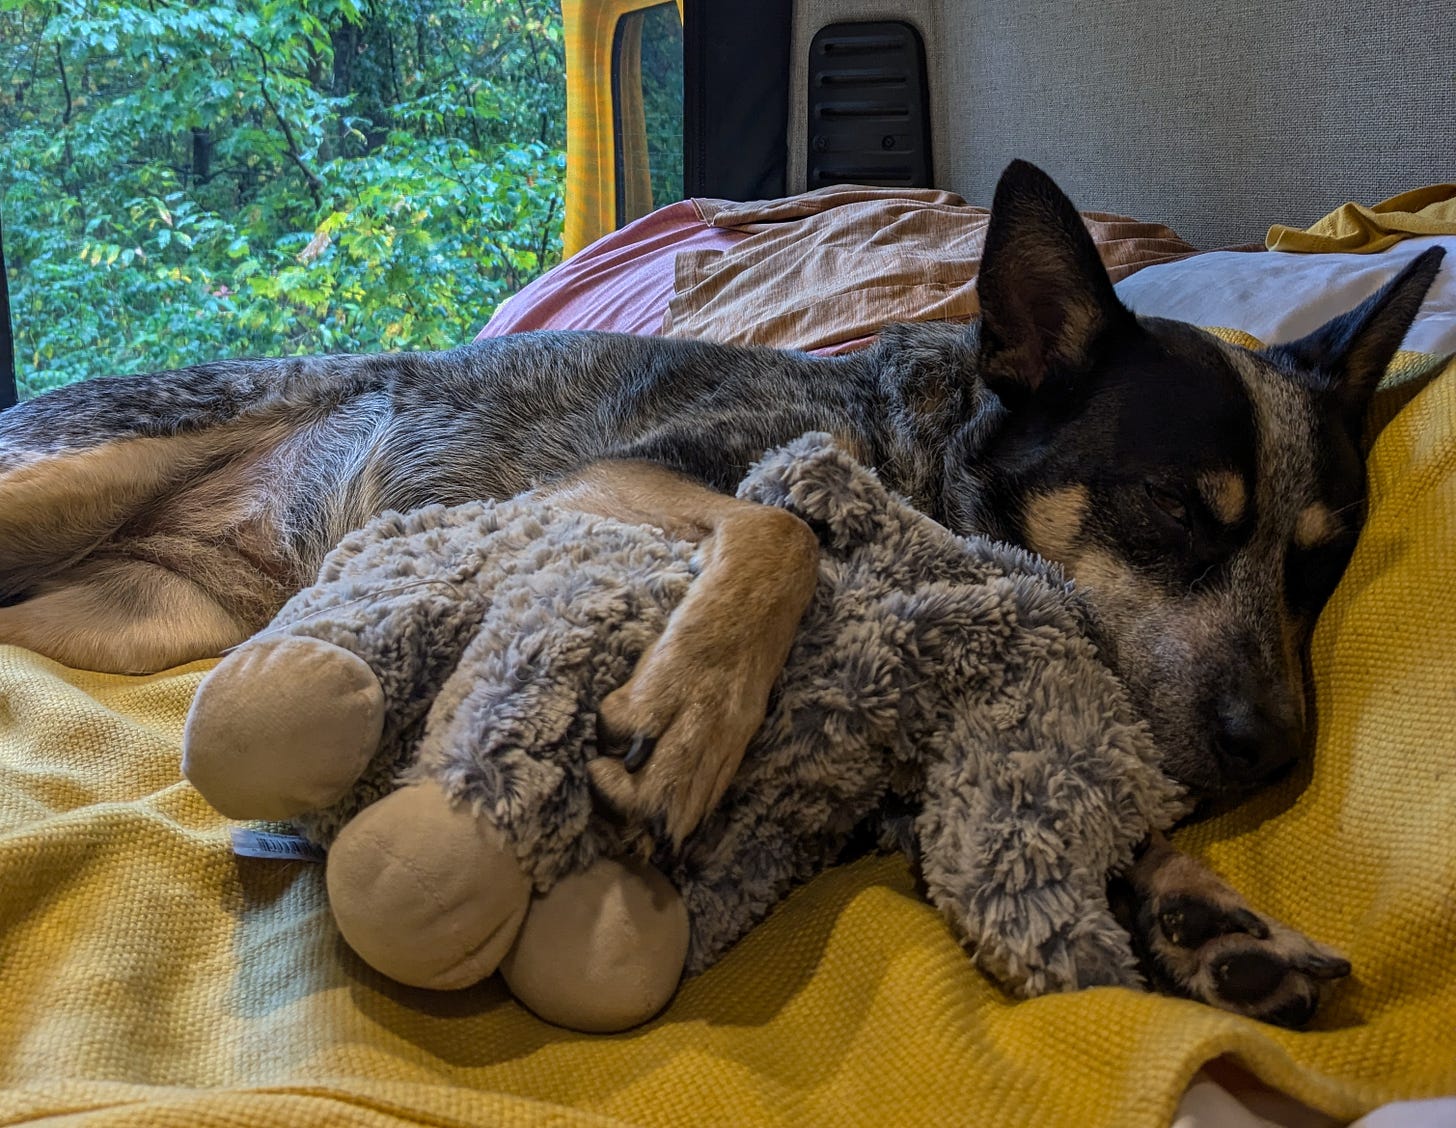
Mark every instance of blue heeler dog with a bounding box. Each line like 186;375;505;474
0;161;1442;1025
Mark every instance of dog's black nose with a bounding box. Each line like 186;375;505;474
1213;695;1301;785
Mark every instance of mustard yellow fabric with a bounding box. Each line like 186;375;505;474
1267;184;1456;253
1;350;1453;1127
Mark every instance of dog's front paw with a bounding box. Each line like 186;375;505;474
589;635;765;846
1114;839;1350;1028
587;500;816;847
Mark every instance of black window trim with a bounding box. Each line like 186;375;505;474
0;214;15;410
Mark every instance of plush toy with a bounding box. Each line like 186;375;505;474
181;433;1188;1032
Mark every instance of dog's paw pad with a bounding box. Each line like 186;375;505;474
1117;846;1351;1028
1142;898;1350;1028
1156;894;1269;948
1212;948;1291;1000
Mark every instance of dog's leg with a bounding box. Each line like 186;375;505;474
0;431;253;599
1110;832;1351;1028
539;460;820;845
0;556;247;674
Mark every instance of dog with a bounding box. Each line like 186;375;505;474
0;161;1442;1025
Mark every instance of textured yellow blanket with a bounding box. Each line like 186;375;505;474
1;352;1453;1128
1267;183;1456;253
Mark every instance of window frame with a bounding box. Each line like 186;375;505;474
0;0;797;398
682;0;791;203
0;216;15;411
562;0;791;255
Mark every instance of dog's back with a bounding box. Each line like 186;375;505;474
0;322;980;622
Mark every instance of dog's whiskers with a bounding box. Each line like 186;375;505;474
1187;563;1216;594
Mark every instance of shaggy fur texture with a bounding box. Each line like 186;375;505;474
271;434;1186;997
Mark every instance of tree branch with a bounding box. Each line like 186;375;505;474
514;0;551;144
53;42;72;123
536;192;559;267
244;38;324;209
52;40;78;193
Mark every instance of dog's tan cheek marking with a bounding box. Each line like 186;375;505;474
1062;546;1152;605
1021;485;1090;563
1295;503;1338;549
1198;471;1247;526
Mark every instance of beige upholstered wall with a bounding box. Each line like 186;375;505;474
790;0;1455;248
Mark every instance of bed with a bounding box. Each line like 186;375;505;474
2;177;1454;1127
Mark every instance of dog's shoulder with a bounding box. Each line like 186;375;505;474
868;320;981;369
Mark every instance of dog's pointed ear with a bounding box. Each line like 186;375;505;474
1263;246;1445;431
975;160;1133;409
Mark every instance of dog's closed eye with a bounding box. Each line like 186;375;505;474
1145;482;1191;529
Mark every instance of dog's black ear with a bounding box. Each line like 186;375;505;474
975;160;1133;409
1263;246;1445;432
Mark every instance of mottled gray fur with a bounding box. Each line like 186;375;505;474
0;328;954;626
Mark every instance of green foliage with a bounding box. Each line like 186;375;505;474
0;0;566;398
638;1;682;212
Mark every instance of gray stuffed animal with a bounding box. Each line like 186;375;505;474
182;433;1189;1032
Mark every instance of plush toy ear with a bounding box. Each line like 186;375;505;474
1262;246;1445;434
975;159;1134;409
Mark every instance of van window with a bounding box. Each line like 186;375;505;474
0;0;567;399
612;1;683;226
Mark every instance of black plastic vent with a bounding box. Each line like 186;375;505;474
806;20;932;190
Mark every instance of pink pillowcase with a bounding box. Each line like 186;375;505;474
475;201;744;341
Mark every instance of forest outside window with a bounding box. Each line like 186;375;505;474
0;0;567;399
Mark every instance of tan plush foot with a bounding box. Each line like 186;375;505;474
182;635;385;820
326;782;533;991
500;857;689;1033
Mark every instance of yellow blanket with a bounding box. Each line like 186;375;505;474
1267;184;1456;253
2;351;1453;1128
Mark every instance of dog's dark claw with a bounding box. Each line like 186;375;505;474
624;733;656;773
1297;952;1352;980
1228;906;1271;940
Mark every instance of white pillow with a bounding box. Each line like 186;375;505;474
1114;235;1456;355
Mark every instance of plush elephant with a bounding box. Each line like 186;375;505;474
183;433;1186;1032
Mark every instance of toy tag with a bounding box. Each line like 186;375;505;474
229;828;326;863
